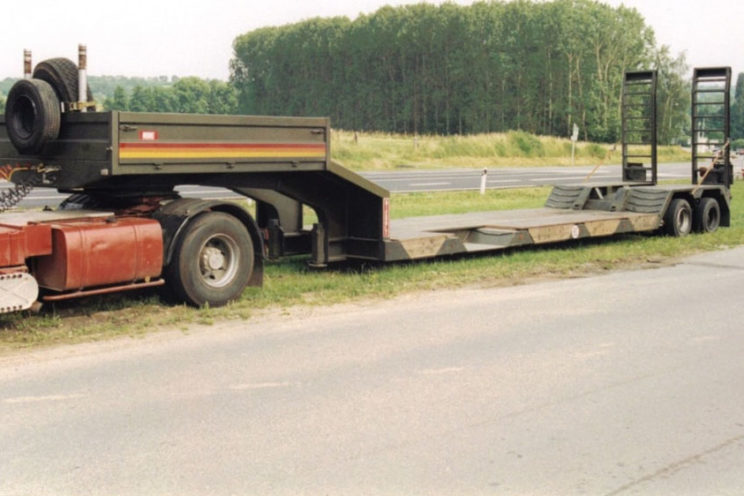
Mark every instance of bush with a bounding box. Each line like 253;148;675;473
507;131;544;157
583;143;606;159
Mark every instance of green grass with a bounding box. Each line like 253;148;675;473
330;130;690;170
1;181;743;351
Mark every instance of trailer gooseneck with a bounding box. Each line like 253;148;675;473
0;50;734;315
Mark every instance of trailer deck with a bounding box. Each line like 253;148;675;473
383;182;729;261
386;205;659;260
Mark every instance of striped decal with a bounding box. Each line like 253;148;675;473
119;142;327;160
0;164;34;181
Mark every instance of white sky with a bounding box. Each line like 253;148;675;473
0;0;741;81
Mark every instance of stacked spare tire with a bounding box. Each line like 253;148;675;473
4;58;92;154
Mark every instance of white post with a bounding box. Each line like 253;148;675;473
78;44;88;112
480;168;487;195
570;123;579;167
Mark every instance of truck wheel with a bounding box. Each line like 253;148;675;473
33;58;93;104
166;211;254;307
663;198;692;237
693;197;720;233
4;78;61;154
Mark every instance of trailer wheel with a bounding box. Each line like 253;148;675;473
33;58;93;104
663;198;692;237
166;211;254;307
4;78;61;154
693;197;720;233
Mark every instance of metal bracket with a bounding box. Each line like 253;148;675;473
65;100;98;112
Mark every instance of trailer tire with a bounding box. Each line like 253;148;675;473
33;58;93;105
693;197;720;233
663;198;692;237
166;211;254;307
4;78;61;154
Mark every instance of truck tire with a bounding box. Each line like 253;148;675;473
33;58;93;104
166;211;254;307
4;78;61;154
663;198;692;237
693;197;720;233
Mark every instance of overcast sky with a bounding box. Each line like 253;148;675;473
0;0;741;81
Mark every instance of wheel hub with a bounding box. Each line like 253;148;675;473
197;234;240;288
202;247;226;271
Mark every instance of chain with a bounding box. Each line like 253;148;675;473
0;172;41;213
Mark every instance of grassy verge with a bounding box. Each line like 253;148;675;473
331;130;690;170
1;182;742;351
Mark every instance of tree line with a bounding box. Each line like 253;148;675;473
102;77;237;114
0;75;236;115
231;0;692;143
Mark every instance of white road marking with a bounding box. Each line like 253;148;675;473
229;381;294;391
417;366;465;375
4;393;86;404
22;195;66;201
690;335;721;343
410;182;451;187
530;176;585;182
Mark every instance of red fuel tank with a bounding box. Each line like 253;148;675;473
0;223;52;267
35;217;163;292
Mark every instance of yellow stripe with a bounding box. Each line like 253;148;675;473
120;149;326;159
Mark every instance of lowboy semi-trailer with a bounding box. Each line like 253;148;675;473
0;51;734;314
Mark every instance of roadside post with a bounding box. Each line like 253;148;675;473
480;168;487;195
571;123;579;167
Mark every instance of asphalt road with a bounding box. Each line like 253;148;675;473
365;161;696;192
1;161;704;208
2;248;744;495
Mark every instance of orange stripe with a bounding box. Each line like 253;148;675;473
119;142;327;160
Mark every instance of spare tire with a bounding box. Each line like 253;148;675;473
4;78;61;154
32;57;93;105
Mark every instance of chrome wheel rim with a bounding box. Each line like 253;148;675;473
198;234;239;288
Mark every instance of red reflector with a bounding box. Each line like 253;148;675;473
382;198;390;239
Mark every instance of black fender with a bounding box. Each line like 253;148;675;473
152;198;264;287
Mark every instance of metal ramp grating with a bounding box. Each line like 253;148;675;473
691;67;732;187
621;70;657;185
545;185;586;209
625;188;670;214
